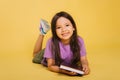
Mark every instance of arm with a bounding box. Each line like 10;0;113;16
33;19;50;57
47;58;78;76
33;35;44;57
81;56;90;75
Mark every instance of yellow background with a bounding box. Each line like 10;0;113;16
0;0;120;80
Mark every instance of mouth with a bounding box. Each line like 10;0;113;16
61;32;69;37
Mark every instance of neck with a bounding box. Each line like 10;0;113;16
61;39;70;45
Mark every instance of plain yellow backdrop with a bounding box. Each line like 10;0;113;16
0;0;120;80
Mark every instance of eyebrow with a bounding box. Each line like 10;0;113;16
56;22;70;26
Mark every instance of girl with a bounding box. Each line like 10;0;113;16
33;11;90;76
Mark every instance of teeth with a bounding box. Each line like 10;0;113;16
62;33;68;37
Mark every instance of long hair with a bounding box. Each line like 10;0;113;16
51;11;80;66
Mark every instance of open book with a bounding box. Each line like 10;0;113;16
60;65;84;75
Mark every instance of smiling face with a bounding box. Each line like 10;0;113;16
56;17;75;44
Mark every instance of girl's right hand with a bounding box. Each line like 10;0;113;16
59;69;78;76
68;71;78;76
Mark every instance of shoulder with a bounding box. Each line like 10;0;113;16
45;37;53;47
47;37;52;43
77;36;84;42
77;36;85;45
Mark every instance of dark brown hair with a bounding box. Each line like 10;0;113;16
51;11;80;66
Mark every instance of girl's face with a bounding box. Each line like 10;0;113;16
56;17;75;44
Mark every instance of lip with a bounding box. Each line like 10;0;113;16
61;33;69;37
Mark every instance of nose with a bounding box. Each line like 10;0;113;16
61;27;66;32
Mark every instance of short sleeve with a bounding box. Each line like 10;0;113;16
78;36;87;56
43;38;53;59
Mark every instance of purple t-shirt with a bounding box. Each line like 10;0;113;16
41;36;86;66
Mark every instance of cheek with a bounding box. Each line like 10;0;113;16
56;29;61;36
56;29;61;34
67;26;74;30
68;27;75;32
69;28;74;35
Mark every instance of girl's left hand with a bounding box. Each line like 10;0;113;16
82;65;90;75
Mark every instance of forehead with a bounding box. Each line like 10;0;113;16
56;17;71;25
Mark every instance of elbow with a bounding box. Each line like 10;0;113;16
47;65;53;71
47;65;60;73
48;65;52;70
33;51;38;57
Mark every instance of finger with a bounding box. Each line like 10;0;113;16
82;67;86;71
70;72;77;75
84;69;89;75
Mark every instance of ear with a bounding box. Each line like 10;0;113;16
73;27;75;31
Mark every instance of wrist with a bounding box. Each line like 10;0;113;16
59;68;62;73
39;33;45;37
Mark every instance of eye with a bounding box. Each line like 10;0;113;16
66;24;69;27
56;26;61;29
